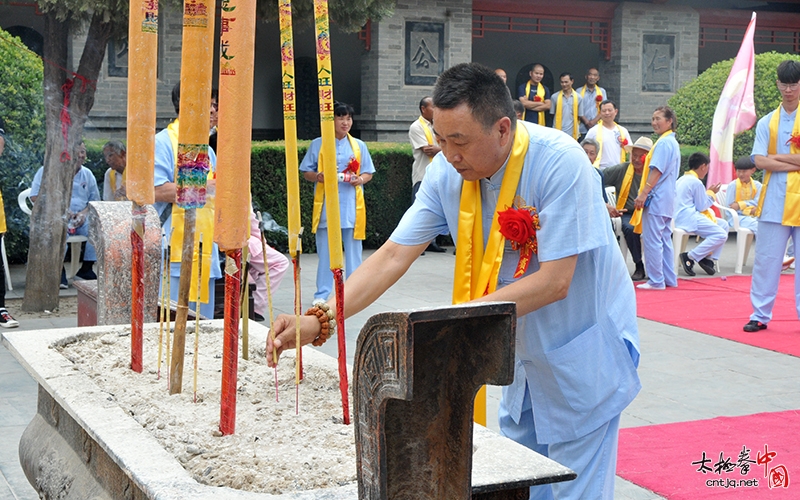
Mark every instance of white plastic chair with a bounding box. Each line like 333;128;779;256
714;185;754;274
672;219;697;273
604;186;629;262
18;187;88;279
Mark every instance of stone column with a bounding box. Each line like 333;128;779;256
87;201;162;325
601;2;699;136
359;0;473;142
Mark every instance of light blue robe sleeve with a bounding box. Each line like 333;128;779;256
355;140;375;175
692;180;713;212
751;114;771;161
299;138;322;172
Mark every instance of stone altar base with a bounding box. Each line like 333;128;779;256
2;318;574;499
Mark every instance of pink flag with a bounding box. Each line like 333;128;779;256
708;12;757;187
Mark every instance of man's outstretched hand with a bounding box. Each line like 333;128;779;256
266;313;322;367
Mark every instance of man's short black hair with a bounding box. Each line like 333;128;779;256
600;99;617;110
171;82;180;115
559;72;573;81
418;96;432;113
512;100;524;116
333;101;355;117
432;62;515;131
777;60;800;84
688;152;710;170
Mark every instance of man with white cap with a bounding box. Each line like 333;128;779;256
603;136;653;281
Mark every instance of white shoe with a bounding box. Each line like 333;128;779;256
637;283;665;290
0;308;19;328
782;257;795;272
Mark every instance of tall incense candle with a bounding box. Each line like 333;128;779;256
313;0;350;425
127;0;158;374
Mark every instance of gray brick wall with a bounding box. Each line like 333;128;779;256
359;0;472;142
601;2;699;136
81;5;185;140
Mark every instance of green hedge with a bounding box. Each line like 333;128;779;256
669;51;800;162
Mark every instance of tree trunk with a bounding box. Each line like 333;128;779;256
22;12;112;311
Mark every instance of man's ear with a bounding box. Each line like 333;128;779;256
497;116;513;146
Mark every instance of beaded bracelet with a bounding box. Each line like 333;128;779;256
305;302;336;346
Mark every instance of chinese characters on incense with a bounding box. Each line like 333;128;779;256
313;0;351;425
278;0;304;404
214;0;257;435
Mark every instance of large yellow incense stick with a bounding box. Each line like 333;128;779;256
278;0;302;387
214;0;256;435
127;0;158;374
313;0;350;425
126;0;157;205
170;0;216;395
313;0;343;268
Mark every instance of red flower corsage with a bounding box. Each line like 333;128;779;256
619;137;629;147
595;94;603;102
533;95;542;102
344;156;359;174
787;134;800;149
498;201;540;278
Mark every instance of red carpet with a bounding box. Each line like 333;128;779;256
635;275;800;357
618;410;800;498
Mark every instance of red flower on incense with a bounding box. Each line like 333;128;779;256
498;203;541;278
533;95;542;102
787;134;800;149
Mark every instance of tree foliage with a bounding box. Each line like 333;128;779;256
0;28;45;154
258;0;397;32
669;52;800;162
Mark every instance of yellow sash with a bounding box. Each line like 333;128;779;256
554;91;579;140
593;123;627;168
755;105;800;224
684;170;716;222
580;85;604;114
616;163;634;211
630;130;673;233
109;169;127;201
418;116;434;164
311;134;366;240
0;191;6;233
735;179;756;216
452;125;530;304
165;119;215;304
522;81;545;125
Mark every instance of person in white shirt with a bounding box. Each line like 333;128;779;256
675;152;728;276
408;96;444;253
583;101;630;170
102;140;127;201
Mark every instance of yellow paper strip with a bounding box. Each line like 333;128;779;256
313;0;343;270
279;0;302;259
